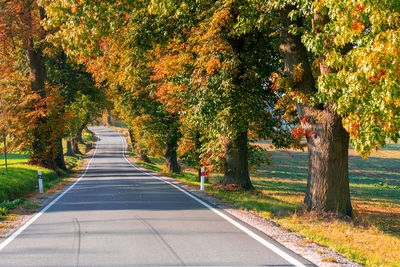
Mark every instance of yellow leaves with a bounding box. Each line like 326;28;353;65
343;116;360;138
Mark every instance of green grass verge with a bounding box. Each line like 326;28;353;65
0;130;96;216
0;154;59;203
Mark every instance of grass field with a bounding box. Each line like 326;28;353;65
132;143;400;266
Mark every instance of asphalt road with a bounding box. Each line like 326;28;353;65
0;127;313;266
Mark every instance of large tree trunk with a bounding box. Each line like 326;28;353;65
27;43;56;168
220;27;253;190
106;109;112;126
220;132;253;190
128;128;135;152
25;7;57;170
279;6;352;216
66;139;73;156
72;138;81;155
164;120;180;173
27;43;47;164
165;145;179;173
303;106;352;215
54;137;67;170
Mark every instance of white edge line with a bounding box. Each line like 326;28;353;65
118;133;307;267
0;136;100;251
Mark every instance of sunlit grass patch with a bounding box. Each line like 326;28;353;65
278;213;400;266
0;130;95;206
0;154;59;203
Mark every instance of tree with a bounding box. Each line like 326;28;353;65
0;0;64;169
46;49;105;159
42;0;186;173
266;0;400;215
42;0;293;182
150;1;290;189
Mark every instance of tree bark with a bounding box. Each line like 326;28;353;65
77;113;91;144
128;128;135;152
72;138;81;155
26;41;49;165
218;30;253;190
25;7;57;170
54;137;67;170
304;107;352;215
279;6;352;216
164;120;180;173
220;131;253;190
106;109;112;126
66;139;73;156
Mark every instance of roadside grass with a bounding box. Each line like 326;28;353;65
0;130;95;219
0;154;59;204
132;144;400;266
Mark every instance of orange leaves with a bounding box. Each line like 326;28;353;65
150;41;192;113
71;5;78;14
291;126;316;140
354;4;365;12
205;57;222;75
352;21;365;33
0;79;66;161
300;115;313;124
291;126;304;140
188;7;234;80
368;70;387;82
293;64;304;83
344;117;360;138
270;72;281;91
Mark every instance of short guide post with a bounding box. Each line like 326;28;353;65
200;167;205;191
38;171;43;194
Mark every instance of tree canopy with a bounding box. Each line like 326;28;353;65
1;0;399;215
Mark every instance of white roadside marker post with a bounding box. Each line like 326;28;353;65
38;171;43;194
200;167;205;191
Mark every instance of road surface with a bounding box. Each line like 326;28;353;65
0;127;313;266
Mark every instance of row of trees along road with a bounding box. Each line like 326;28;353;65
5;0;397;217
0;0;107;171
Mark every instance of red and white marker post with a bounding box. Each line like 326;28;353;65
200;167;205;191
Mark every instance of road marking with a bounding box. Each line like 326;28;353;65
0;137;100;252
118;133;307;267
